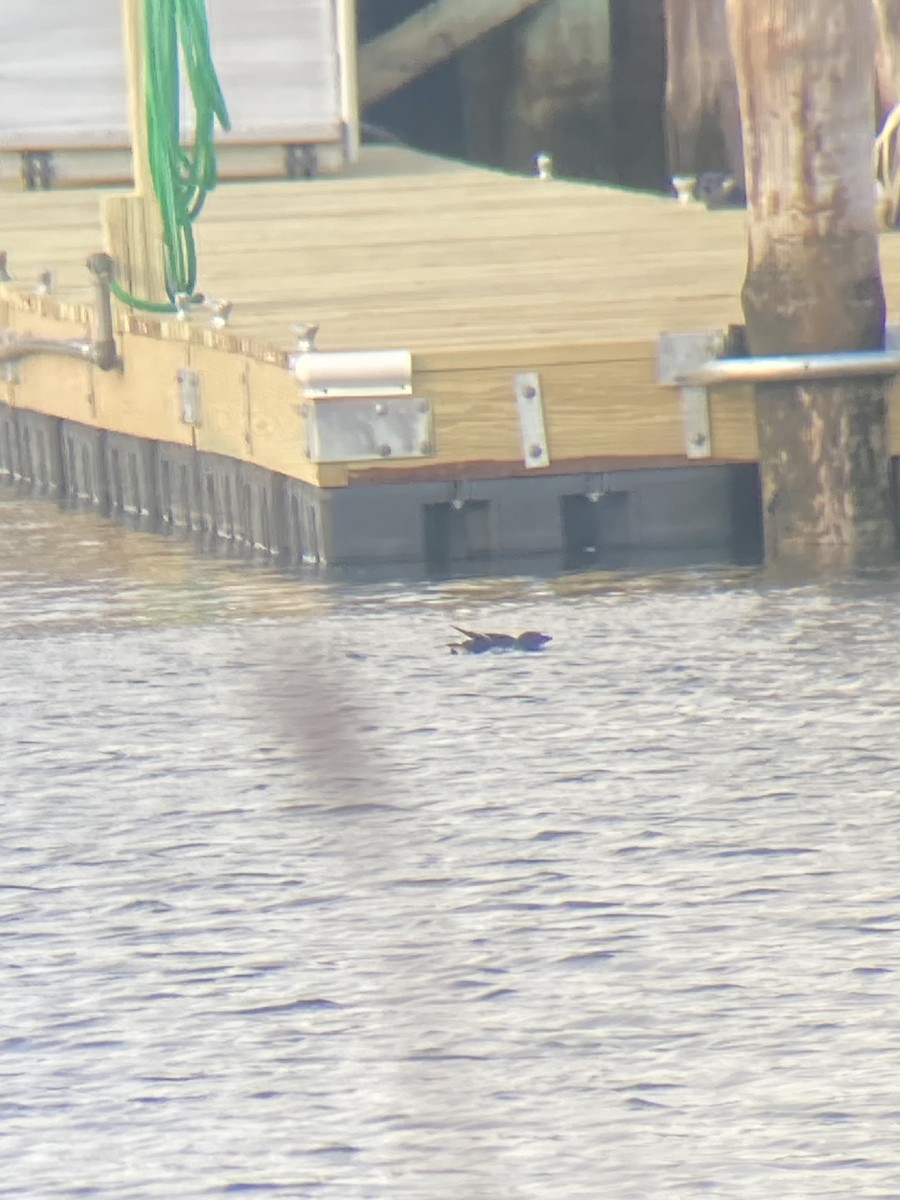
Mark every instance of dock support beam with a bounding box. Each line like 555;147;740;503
103;0;168;306
357;0;544;108
727;0;896;565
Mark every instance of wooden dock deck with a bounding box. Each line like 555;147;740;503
3;146;900;565
1;146;751;348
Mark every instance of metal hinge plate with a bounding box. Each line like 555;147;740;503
21;151;55;190
680;384;712;459
304;395;433;463
177;368;202;426
657;330;727;387
513;372;550;468
657;330;726;459
0;329;18;384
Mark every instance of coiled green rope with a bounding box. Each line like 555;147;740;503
110;0;231;313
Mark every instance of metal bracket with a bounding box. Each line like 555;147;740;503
293;347;433;462
0;329;19;384
285;144;319;179
679;385;712;458
21;151;55;190
177;368;202;426
304;396;433;463
659;324;900;459
513;372;550;468
0;258;117;375
657;330;726;460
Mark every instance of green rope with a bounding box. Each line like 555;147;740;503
112;0;230;313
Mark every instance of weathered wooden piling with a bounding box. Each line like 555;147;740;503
727;0;896;563
459;0;614;180
664;0;743;189
875;0;900;120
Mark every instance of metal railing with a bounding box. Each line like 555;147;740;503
0;253;118;372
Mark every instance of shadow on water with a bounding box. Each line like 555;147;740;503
7;480;900;612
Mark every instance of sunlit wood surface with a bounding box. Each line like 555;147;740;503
3;145;900;484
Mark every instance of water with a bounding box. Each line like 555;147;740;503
3;484;900;1199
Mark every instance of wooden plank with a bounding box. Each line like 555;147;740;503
379;358;689;471
0;146;762;356
0;146;350;191
92;333;193;444
8;310;96;424
99;2;167;306
243;358;336;486
160;342;344;487
102;191;168;308
414;341;656;373
346;454;740;485
189;343;256;464
708;385;757;460
6;143;900;492
121;0;151;194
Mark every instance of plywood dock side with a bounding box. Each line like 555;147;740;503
6;309;96;427
421;357;688;464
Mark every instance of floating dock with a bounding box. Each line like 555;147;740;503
4;145;900;569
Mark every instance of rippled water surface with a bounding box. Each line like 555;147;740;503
3;485;900;1199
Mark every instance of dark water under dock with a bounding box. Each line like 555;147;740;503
3;484;900;1199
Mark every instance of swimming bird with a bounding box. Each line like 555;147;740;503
448;626;552;655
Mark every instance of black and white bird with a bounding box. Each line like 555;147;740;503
448;626;552;655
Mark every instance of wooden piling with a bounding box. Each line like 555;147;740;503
460;0;614;180
664;0;743;188
102;0;168;306
875;0;900;120
608;0;668;192
727;0;896;564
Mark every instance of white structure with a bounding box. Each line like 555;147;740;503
0;0;358;185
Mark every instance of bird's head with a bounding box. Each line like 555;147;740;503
517;631;552;650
